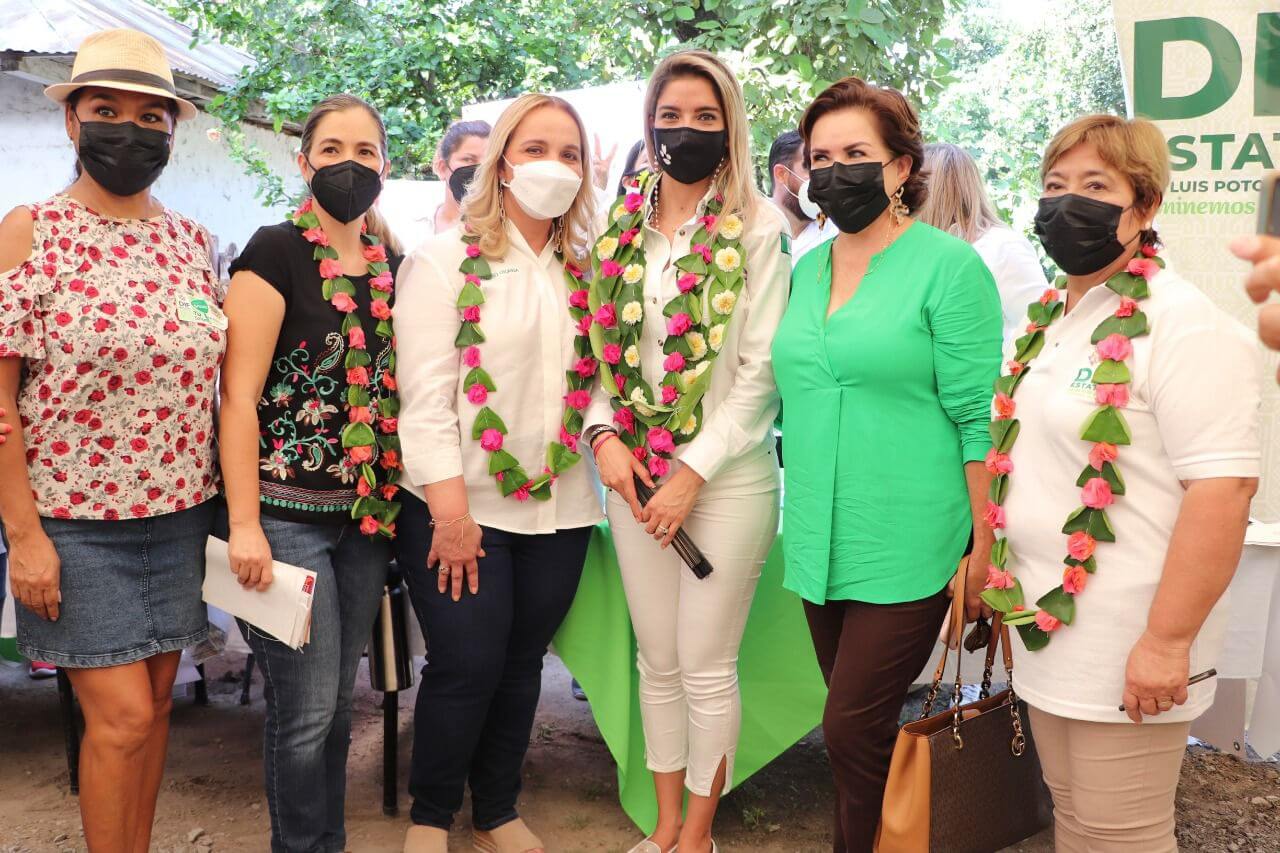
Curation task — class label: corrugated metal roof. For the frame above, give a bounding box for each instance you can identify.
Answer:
[0,0,252,88]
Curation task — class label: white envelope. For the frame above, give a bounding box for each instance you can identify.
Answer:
[203,537,317,650]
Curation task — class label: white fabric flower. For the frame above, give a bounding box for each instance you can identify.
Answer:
[621,301,644,325]
[711,290,738,315]
[630,386,655,417]
[719,213,743,241]
[695,360,710,377]
[708,323,725,352]
[622,263,644,284]
[596,235,619,260]
[632,230,645,248]
[679,414,698,435]
[686,331,707,360]
[612,203,628,222]
[714,246,742,272]
[624,344,640,368]
[680,368,697,388]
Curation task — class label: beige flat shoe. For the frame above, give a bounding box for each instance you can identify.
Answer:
[627,839,677,853]
[404,823,449,853]
[472,817,543,853]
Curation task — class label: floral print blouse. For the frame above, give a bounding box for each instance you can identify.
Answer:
[0,194,225,520]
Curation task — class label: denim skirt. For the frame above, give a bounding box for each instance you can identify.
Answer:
[16,500,215,668]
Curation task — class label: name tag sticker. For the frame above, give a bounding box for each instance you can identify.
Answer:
[177,294,228,330]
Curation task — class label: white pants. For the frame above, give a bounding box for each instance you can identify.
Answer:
[607,456,780,796]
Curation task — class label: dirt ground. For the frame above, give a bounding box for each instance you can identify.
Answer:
[1,653,1277,853]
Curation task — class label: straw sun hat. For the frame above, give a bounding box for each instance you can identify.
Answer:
[44,28,198,121]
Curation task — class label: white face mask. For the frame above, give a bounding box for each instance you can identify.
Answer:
[784,166,822,220]
[502,157,582,220]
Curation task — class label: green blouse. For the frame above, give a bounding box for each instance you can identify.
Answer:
[772,222,1002,605]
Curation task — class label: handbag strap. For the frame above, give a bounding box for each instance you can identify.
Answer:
[920,555,970,719]
[979,612,1014,699]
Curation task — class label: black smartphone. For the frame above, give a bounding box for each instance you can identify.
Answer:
[1259,172,1280,236]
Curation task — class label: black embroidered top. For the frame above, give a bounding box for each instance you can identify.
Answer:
[230,222,402,524]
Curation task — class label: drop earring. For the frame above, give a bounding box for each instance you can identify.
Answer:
[889,185,908,225]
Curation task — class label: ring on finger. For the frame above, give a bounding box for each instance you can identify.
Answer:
[658,526,670,535]
[1156,697,1174,710]
[438,564,450,575]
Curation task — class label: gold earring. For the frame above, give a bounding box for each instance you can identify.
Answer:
[890,185,908,225]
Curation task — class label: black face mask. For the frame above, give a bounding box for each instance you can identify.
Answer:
[306,158,383,223]
[807,160,891,234]
[448,163,478,204]
[77,120,171,197]
[1033,194,1131,276]
[651,126,727,185]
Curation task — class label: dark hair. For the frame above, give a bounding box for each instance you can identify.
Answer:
[300,93,402,255]
[439,119,491,163]
[615,139,647,196]
[798,76,928,213]
[767,130,803,194]
[66,88,179,180]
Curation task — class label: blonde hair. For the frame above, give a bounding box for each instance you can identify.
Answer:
[460,94,596,266]
[300,94,403,256]
[643,49,760,224]
[1041,114,1169,245]
[918,143,1002,244]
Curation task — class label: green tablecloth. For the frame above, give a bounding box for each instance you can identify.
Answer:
[553,523,828,832]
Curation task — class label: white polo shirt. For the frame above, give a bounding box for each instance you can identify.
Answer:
[1001,266,1261,723]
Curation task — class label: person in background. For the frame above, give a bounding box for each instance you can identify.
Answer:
[219,93,404,853]
[615,139,651,197]
[585,49,790,853]
[432,119,492,233]
[1000,114,1258,853]
[1233,234,1280,370]
[918,142,1047,341]
[770,76,1001,852]
[0,28,223,852]
[395,92,601,853]
[768,129,836,260]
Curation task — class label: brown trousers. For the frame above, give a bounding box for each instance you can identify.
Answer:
[804,588,951,853]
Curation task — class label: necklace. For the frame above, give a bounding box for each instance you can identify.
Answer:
[981,247,1160,650]
[290,198,401,538]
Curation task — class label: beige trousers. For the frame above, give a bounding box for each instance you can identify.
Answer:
[1029,706,1191,853]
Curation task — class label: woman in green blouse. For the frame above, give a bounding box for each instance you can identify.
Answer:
[771,77,1001,851]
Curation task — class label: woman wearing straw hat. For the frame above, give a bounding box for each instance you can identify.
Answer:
[0,28,221,852]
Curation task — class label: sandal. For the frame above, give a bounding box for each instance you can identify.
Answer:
[473,817,543,853]
[403,824,449,853]
[626,839,677,853]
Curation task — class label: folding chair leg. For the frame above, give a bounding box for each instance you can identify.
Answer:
[382,691,398,816]
[56,669,80,796]
[194,663,208,706]
[240,653,254,706]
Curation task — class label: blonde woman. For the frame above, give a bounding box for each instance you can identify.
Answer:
[394,93,601,853]
[919,142,1046,340]
[583,50,789,853]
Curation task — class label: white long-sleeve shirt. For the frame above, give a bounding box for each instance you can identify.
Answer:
[394,223,604,534]
[585,188,791,486]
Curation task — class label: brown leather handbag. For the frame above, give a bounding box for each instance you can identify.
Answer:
[875,566,1053,852]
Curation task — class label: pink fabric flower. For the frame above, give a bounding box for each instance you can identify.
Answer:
[647,428,675,454]
[480,429,504,452]
[1126,257,1159,280]
[464,273,482,286]
[346,366,370,385]
[1038,288,1058,305]
[1007,360,1025,376]
[600,259,623,278]
[559,427,579,453]
[381,484,399,500]
[574,357,598,378]
[1115,297,1138,318]
[348,444,373,464]
[379,417,398,434]
[624,193,644,213]
[1062,565,1088,595]
[348,405,373,424]
[1096,333,1133,362]
[319,258,344,280]
[1088,442,1118,471]
[602,343,622,365]
[302,227,329,246]
[356,478,372,497]
[362,243,388,263]
[631,445,647,462]
[1066,531,1097,561]
[647,455,670,479]
[514,483,532,502]
[466,383,488,405]
[983,501,1006,530]
[993,392,1016,420]
[692,243,712,264]
[565,389,591,411]
[348,326,366,349]
[595,303,618,328]
[565,262,584,280]
[985,564,1015,590]
[576,314,594,336]
[660,384,678,405]
[1026,323,1041,335]
[1034,611,1062,632]
[297,198,314,215]
[466,243,481,258]
[331,292,358,313]
[613,407,635,433]
[370,271,394,292]
[1141,243,1158,258]
[569,289,590,310]
[618,228,639,247]
[984,448,1013,476]
[699,214,718,231]
[667,313,692,337]
[1094,383,1129,408]
[463,346,481,368]
[663,352,685,373]
[462,305,481,323]
[677,272,699,293]
[370,299,392,320]
[1081,477,1114,509]
[359,515,380,535]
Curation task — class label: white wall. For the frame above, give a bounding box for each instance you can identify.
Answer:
[0,72,298,256]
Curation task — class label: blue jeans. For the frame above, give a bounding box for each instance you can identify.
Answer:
[232,512,390,853]
[396,492,591,830]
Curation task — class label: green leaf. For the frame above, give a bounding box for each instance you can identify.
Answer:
[1064,555,1098,573]
[674,4,694,20]
[1017,623,1051,651]
[980,578,1024,613]
[989,418,1020,453]
[1087,508,1116,542]
[471,407,508,440]
[463,367,496,392]
[499,466,530,498]
[994,370,1026,397]
[1091,311,1149,343]
[1036,586,1076,624]
[1013,330,1045,363]
[321,280,334,301]
[460,255,491,278]
[860,7,885,23]
[1080,405,1132,445]
[457,281,486,308]
[454,322,485,348]
[1003,610,1041,627]
[547,442,581,474]
[344,348,371,368]
[341,422,376,449]
[333,277,355,296]
[347,385,371,408]
[1091,359,1130,385]
[1076,461,1125,496]
[989,474,1009,504]
[991,537,1010,568]
[487,449,519,475]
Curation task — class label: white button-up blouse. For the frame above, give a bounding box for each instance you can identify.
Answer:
[585,187,791,487]
[394,223,604,534]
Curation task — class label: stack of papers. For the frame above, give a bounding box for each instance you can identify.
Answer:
[203,537,316,650]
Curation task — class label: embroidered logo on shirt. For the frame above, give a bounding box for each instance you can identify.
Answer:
[1067,351,1101,401]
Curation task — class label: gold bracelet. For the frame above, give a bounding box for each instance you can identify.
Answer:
[429,512,471,529]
